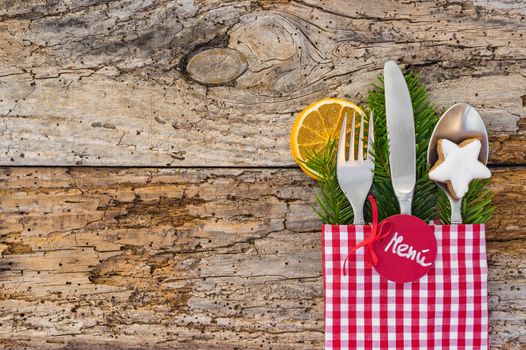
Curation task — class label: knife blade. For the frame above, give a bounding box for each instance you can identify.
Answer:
[384,60,416,215]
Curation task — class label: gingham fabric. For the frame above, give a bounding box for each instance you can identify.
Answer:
[322,224,489,350]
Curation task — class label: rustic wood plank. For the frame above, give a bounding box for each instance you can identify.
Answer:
[0,167,524,349]
[0,1,524,166]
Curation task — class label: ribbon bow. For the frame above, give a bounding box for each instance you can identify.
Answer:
[343,195,392,275]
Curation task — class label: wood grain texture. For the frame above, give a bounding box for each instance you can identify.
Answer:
[1,0,525,349]
[0,0,525,166]
[0,167,524,349]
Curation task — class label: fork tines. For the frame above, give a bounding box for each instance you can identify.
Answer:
[337,110,374,164]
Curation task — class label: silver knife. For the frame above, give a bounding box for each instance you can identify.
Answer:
[384,60,416,215]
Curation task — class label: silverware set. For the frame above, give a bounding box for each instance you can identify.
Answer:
[336,61,489,224]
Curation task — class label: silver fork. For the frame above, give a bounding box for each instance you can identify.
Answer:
[336,111,374,224]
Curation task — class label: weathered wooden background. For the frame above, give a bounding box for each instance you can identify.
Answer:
[0,0,524,349]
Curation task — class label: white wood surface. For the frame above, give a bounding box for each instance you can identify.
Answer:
[0,0,524,166]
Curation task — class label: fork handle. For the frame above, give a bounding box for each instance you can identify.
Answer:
[352,207,365,225]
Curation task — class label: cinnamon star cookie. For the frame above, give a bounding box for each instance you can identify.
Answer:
[429,138,491,199]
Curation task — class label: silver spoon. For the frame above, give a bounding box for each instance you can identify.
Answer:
[427,103,489,224]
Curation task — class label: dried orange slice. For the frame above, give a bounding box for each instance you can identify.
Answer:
[290,98,364,179]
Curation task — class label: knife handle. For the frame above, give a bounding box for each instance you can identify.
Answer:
[397,193,413,215]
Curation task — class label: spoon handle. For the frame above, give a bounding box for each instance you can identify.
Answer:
[450,197,463,224]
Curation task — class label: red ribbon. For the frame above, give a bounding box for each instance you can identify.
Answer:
[343,195,392,275]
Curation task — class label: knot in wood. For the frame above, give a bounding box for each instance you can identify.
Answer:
[186,48,248,85]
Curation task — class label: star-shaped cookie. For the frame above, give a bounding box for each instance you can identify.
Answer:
[429,138,491,199]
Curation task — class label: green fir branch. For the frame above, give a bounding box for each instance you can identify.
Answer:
[302,139,354,224]
[438,178,495,224]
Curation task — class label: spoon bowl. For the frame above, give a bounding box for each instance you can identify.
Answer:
[427,103,489,223]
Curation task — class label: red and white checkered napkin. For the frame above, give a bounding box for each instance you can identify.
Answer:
[322,224,489,350]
